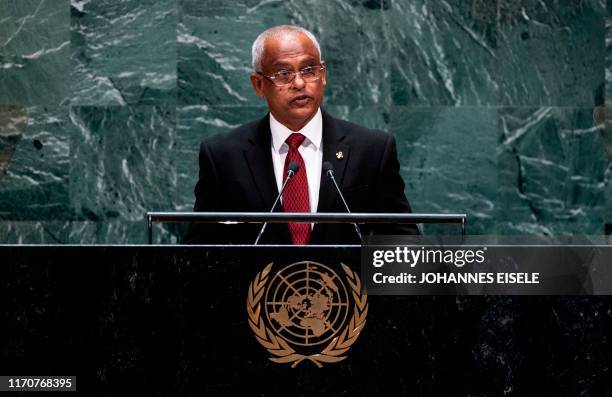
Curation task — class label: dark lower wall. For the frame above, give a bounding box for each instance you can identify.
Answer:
[0,0,610,243]
[2,246,610,395]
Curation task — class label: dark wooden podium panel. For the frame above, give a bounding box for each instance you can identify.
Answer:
[1,246,610,396]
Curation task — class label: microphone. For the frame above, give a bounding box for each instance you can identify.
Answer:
[322,161,363,242]
[254,162,299,245]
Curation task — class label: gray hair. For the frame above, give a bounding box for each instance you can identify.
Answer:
[251,25,322,72]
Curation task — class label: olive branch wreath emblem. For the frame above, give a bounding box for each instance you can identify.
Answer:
[246,262,368,368]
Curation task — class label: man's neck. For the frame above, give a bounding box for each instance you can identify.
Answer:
[270,110,319,132]
[269,109,322,152]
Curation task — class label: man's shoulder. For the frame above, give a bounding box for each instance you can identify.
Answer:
[329,114,392,145]
[200,117,265,151]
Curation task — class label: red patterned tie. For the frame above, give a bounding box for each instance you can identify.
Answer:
[283,133,311,245]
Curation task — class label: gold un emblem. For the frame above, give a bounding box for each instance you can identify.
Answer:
[247,261,368,368]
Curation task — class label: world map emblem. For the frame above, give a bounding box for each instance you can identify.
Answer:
[247,261,368,367]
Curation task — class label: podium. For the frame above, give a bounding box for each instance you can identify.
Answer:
[1,212,609,395]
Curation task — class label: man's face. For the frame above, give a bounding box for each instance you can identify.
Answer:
[250,32,327,131]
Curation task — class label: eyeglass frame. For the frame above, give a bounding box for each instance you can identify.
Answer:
[257,63,326,86]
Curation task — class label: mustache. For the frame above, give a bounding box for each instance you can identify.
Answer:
[289,94,313,102]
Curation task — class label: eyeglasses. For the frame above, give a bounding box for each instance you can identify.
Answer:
[258,64,326,86]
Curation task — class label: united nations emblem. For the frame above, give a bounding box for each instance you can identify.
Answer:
[246,261,368,368]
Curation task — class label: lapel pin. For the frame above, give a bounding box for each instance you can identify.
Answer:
[336,151,344,160]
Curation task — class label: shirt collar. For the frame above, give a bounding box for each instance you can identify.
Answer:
[270,108,322,152]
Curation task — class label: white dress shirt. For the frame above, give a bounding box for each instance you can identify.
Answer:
[270,108,323,212]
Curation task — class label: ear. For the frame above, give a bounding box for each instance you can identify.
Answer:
[321,61,327,88]
[250,73,265,98]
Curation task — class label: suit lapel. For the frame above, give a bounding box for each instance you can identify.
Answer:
[243,115,279,211]
[243,114,291,243]
[316,110,349,213]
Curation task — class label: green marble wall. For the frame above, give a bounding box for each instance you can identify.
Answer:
[0,0,609,243]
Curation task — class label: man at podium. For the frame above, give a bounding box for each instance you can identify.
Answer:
[183,25,419,245]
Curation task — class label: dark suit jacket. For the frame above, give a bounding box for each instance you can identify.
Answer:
[183,110,419,244]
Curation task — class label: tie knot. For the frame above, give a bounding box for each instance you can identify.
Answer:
[286,133,306,150]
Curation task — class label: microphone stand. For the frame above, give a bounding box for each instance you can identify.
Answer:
[324,162,363,242]
[254,164,298,245]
